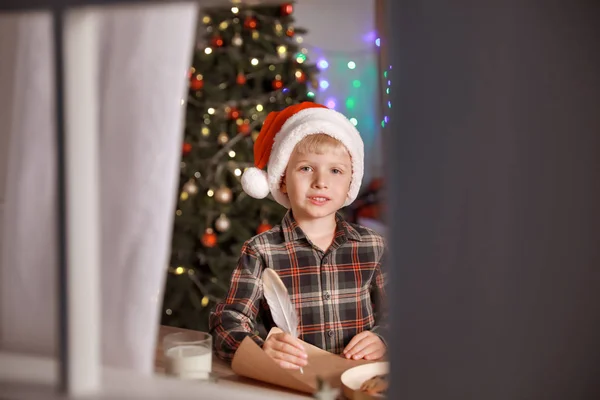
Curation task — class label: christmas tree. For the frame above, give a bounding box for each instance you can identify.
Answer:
[161,1,319,331]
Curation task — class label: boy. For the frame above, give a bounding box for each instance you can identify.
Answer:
[209,102,387,370]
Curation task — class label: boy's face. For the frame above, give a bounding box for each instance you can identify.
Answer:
[281,145,352,222]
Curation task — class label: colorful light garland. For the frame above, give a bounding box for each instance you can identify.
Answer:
[295,32,384,170]
[381,64,392,128]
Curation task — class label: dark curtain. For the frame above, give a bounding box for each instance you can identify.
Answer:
[386,1,600,399]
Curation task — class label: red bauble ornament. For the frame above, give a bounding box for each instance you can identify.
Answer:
[257,220,272,234]
[211,35,224,47]
[190,76,203,90]
[272,79,283,90]
[286,27,294,37]
[236,73,247,85]
[244,17,257,29]
[296,71,306,83]
[281,3,293,16]
[228,108,240,119]
[201,228,217,247]
[356,204,382,220]
[368,178,383,192]
[238,122,251,135]
[182,142,192,155]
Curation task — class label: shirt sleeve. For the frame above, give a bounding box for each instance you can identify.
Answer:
[209,241,264,362]
[369,236,389,346]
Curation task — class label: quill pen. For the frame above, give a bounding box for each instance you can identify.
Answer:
[262,268,304,373]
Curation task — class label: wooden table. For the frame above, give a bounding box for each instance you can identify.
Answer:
[155,325,319,399]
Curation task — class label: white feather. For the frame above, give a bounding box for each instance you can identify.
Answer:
[262,268,299,338]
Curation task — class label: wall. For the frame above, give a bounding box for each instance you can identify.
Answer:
[294,0,382,184]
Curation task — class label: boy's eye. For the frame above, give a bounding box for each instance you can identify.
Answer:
[300,166,312,172]
[332,168,342,174]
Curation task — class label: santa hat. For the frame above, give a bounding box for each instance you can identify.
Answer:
[241,102,364,208]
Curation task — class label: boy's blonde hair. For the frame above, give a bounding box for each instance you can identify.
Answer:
[293,133,349,156]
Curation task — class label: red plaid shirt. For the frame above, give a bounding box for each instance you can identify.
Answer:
[209,210,387,362]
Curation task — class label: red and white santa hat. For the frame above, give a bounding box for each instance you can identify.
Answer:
[241,102,364,208]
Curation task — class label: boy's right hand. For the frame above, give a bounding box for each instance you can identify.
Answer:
[262,332,308,370]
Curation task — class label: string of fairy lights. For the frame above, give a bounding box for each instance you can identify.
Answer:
[381,63,392,128]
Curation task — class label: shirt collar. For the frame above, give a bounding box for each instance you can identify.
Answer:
[281,210,362,244]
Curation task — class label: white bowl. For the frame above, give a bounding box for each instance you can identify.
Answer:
[340,361,389,399]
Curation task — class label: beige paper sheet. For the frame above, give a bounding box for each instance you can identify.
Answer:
[231,328,374,394]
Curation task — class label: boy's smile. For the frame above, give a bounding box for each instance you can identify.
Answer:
[281,145,352,224]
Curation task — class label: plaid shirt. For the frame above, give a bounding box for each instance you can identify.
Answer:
[209,210,387,362]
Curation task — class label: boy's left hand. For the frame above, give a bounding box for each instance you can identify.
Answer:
[343,331,386,361]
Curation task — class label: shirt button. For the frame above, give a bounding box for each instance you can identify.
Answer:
[323,292,331,300]
[327,330,334,338]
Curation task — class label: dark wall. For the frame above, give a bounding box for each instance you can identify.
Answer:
[385,1,600,399]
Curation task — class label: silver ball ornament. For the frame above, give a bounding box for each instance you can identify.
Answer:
[215,214,231,232]
[214,187,233,204]
[183,179,198,195]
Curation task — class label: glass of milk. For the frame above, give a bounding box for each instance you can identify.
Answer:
[163,331,212,380]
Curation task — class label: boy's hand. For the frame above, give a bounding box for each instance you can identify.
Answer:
[263,332,308,370]
[343,331,386,360]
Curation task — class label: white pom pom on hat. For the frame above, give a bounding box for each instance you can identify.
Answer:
[240,167,270,199]
[240,101,364,209]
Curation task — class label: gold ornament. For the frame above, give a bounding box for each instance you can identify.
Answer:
[201,296,210,307]
[183,179,198,195]
[251,130,260,141]
[217,132,229,145]
[275,22,283,34]
[215,214,231,232]
[214,186,233,204]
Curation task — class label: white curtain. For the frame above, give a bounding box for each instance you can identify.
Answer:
[0,12,58,358]
[97,4,197,374]
[0,3,198,374]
